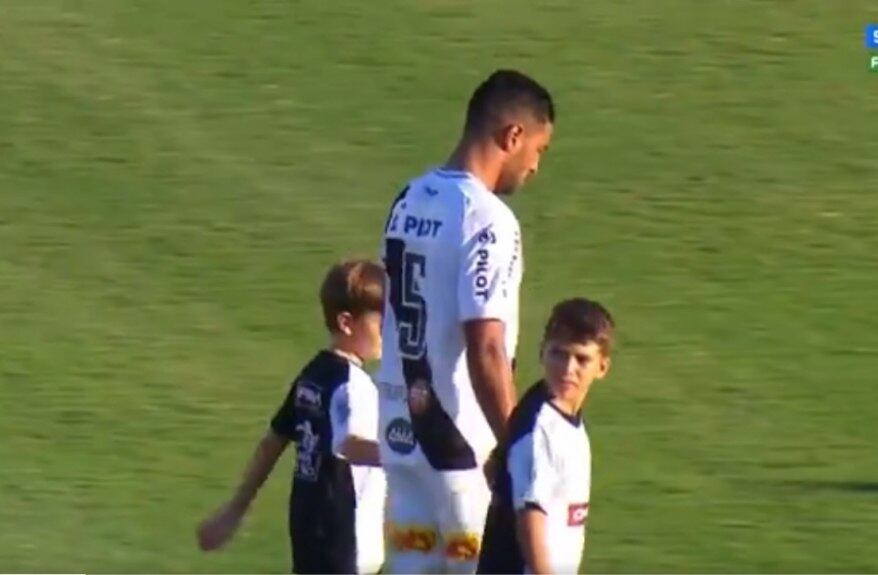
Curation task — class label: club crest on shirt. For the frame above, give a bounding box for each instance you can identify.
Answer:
[294,381,322,414]
[407,378,432,415]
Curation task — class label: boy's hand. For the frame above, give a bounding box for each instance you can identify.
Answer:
[196,430,288,552]
[197,501,245,551]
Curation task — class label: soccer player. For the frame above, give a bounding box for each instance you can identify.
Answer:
[477,298,615,574]
[197,260,387,574]
[377,69,555,573]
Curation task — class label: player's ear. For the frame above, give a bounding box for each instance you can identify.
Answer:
[498,123,524,153]
[336,311,354,336]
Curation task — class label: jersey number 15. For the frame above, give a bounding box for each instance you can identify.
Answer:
[385,238,427,359]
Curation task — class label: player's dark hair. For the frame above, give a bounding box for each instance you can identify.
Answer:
[319,259,384,332]
[464,69,555,134]
[543,298,615,356]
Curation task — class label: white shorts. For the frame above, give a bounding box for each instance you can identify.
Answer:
[384,464,492,574]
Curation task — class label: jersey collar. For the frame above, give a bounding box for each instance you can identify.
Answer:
[324,348,364,368]
[538,380,584,427]
[433,166,472,179]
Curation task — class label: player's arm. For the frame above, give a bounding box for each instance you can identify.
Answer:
[330,379,381,467]
[517,506,553,575]
[464,319,516,442]
[197,429,289,551]
[508,428,558,574]
[459,220,519,441]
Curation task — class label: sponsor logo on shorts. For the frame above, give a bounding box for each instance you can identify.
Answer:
[385,417,416,454]
[567,502,589,526]
[444,532,480,561]
[294,382,322,413]
[387,523,437,552]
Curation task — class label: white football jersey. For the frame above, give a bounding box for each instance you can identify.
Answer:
[377,167,523,470]
[478,382,591,574]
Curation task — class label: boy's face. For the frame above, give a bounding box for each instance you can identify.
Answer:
[541,338,610,408]
[349,310,383,362]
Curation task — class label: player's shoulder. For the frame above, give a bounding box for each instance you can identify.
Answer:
[461,194,519,250]
[393,167,472,217]
[416,168,514,214]
[400,167,518,241]
[461,183,517,226]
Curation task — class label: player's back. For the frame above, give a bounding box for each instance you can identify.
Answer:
[378,167,522,471]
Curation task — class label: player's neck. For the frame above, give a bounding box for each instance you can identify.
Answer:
[445,138,502,193]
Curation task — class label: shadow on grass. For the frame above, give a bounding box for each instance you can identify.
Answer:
[773,480,878,494]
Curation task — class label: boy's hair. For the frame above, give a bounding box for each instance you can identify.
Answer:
[542,297,615,356]
[319,259,385,332]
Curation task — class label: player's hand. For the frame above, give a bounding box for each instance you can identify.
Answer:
[197,502,245,551]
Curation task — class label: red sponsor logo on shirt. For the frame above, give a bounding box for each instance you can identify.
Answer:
[568,502,589,526]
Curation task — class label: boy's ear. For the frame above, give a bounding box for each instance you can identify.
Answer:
[336,311,354,336]
[597,355,611,379]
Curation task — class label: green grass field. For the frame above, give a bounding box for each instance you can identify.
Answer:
[2,1,878,572]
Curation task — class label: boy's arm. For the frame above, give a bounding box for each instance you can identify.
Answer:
[227,429,289,511]
[336,436,381,466]
[508,427,558,573]
[197,429,289,551]
[330,375,381,467]
[516,506,553,575]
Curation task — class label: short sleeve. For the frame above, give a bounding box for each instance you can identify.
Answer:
[458,213,519,322]
[507,427,558,512]
[269,383,299,439]
[329,371,379,455]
